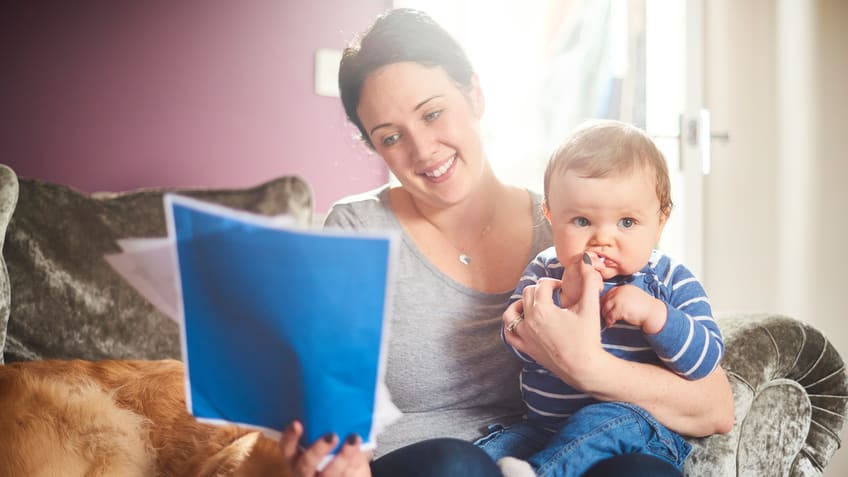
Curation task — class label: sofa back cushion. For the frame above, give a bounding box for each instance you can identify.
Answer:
[0,164,312,363]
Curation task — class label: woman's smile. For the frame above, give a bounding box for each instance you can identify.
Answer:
[421,155,457,182]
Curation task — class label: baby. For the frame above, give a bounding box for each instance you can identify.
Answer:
[477,119,724,477]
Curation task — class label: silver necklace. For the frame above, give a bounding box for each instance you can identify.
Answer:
[412,200,493,267]
[456,222,492,265]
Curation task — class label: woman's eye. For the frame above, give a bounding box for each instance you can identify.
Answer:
[573,217,590,227]
[619,218,635,228]
[424,110,442,122]
[382,133,400,147]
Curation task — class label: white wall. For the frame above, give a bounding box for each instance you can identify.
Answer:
[704,1,848,475]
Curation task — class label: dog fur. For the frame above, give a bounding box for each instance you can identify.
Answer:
[0,359,290,477]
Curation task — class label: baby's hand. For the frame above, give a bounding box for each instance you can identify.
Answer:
[600,285,667,334]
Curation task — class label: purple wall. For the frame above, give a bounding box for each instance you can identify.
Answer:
[0,0,390,213]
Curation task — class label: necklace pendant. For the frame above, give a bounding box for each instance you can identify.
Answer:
[458,253,472,266]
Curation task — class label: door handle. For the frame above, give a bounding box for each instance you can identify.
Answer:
[652,110,729,175]
[687,109,729,175]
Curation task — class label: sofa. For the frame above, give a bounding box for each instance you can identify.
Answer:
[0,163,845,476]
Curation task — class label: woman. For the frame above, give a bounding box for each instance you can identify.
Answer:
[279,8,733,477]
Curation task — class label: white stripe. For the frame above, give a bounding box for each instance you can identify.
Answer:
[678,296,709,309]
[669,315,695,362]
[663,261,681,287]
[526,402,572,418]
[682,328,711,377]
[672,277,697,290]
[603,344,653,352]
[511,346,533,363]
[547,262,563,270]
[522,383,590,400]
[649,252,660,267]
[710,331,725,355]
[709,330,724,346]
[692,315,714,322]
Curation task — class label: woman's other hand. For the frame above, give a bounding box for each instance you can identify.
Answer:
[560,251,605,308]
[279,421,372,477]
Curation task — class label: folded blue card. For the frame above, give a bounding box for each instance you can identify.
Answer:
[165,194,397,450]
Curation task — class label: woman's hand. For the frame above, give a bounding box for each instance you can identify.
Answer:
[503,252,605,388]
[279,421,372,477]
[504,253,734,436]
[560,251,604,308]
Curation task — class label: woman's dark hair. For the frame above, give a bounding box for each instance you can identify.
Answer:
[339,8,475,148]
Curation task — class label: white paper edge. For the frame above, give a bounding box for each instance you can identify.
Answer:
[163,194,194,417]
[367,227,402,446]
[115,237,172,253]
[104,244,180,321]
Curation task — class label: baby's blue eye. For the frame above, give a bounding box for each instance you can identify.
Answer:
[619,218,635,228]
[573,217,590,227]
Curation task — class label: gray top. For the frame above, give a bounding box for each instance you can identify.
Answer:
[324,185,553,456]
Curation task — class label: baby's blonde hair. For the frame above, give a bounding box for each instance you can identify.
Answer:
[543,119,673,218]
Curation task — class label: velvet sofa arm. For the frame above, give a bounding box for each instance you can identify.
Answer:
[0,165,19,364]
[684,313,848,476]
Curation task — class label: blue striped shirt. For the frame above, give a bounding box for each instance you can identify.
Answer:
[505,247,724,429]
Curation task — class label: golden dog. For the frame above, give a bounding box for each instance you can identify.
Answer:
[0,359,289,477]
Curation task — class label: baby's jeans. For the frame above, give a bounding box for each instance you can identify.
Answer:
[474,402,691,477]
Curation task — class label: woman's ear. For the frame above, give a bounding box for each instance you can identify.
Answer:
[469,74,485,118]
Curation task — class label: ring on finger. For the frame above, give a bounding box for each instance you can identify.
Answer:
[506,313,524,333]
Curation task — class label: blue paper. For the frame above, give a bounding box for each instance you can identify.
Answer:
[165,195,396,450]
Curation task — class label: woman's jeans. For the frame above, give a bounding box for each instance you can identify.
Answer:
[475,402,691,477]
[371,438,502,477]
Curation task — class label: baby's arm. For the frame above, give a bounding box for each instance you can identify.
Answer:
[643,262,723,380]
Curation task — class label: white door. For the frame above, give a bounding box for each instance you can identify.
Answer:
[645,0,712,278]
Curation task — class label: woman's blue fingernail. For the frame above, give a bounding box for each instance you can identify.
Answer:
[583,253,591,265]
[345,434,359,445]
[322,432,336,443]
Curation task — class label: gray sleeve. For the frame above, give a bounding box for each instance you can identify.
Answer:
[323,203,361,229]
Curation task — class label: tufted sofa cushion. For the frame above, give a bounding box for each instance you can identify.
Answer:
[0,164,312,363]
